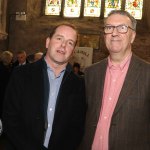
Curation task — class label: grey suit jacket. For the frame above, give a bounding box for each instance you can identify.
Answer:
[79,54,150,150]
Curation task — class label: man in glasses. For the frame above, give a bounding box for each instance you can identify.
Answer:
[79,10,150,150]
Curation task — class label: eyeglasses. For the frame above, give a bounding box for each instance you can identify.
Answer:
[104,24,134,34]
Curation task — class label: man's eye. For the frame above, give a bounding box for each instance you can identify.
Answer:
[68,41,74,46]
[56,37,62,40]
[106,26,113,30]
[119,25,126,29]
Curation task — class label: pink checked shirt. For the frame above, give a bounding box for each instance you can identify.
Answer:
[92,53,132,150]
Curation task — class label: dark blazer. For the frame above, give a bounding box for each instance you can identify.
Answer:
[3,58,86,150]
[0,62,13,119]
[79,54,150,150]
[12,59,29,68]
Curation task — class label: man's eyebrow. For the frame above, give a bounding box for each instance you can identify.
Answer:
[55,34,76,43]
[54,34,63,37]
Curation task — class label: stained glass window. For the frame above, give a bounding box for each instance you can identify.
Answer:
[44,0,143,20]
[45,0,62,15]
[64,0,82,17]
[104,0,122,17]
[125,0,143,19]
[84,0,101,17]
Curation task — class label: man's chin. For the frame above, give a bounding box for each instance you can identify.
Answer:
[54,60,68,66]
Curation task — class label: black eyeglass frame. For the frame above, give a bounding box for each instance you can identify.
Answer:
[103,24,135,34]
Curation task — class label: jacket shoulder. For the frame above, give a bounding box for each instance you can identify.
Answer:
[85,58,107,73]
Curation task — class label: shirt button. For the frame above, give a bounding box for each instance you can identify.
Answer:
[113,79,116,82]
[104,116,107,119]
[51,92,54,96]
[48,124,51,127]
[100,136,103,139]
[49,108,52,111]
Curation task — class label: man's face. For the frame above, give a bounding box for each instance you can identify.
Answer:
[73,66,79,74]
[104,14,136,56]
[17,53,26,64]
[45,25,77,66]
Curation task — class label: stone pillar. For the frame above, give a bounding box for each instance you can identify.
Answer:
[0,0,8,40]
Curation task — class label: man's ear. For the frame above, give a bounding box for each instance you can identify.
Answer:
[131,31,136,44]
[46,37,50,48]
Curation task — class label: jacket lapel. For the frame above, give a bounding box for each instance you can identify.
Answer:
[52,64,72,127]
[95,59,108,121]
[42,61,50,130]
[113,55,141,115]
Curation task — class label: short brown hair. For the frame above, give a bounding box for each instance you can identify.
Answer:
[49,23,78,46]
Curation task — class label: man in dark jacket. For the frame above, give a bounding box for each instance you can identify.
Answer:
[3,23,86,150]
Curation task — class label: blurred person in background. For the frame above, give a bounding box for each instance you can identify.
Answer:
[0,51,13,120]
[13,50,29,67]
[73,62,84,76]
[34,52,43,62]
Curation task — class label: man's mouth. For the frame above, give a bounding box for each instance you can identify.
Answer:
[57,49,65,54]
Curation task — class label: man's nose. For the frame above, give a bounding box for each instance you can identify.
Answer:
[112,27,119,36]
[61,40,67,47]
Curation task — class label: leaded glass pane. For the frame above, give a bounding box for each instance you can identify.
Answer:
[64,0,81,17]
[125,0,143,19]
[45,0,62,15]
[84,0,101,17]
[104,0,122,17]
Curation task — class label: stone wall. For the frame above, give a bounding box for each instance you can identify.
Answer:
[0,0,150,63]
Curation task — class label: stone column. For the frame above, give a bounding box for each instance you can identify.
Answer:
[0,0,8,40]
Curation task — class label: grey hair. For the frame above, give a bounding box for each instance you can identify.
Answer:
[0,51,13,65]
[104,10,137,31]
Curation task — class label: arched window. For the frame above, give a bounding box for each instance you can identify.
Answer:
[104,0,122,17]
[45,0,143,19]
[64,0,82,17]
[45,0,62,15]
[125,0,143,19]
[84,0,101,17]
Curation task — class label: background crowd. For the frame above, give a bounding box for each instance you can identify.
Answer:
[0,50,43,119]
